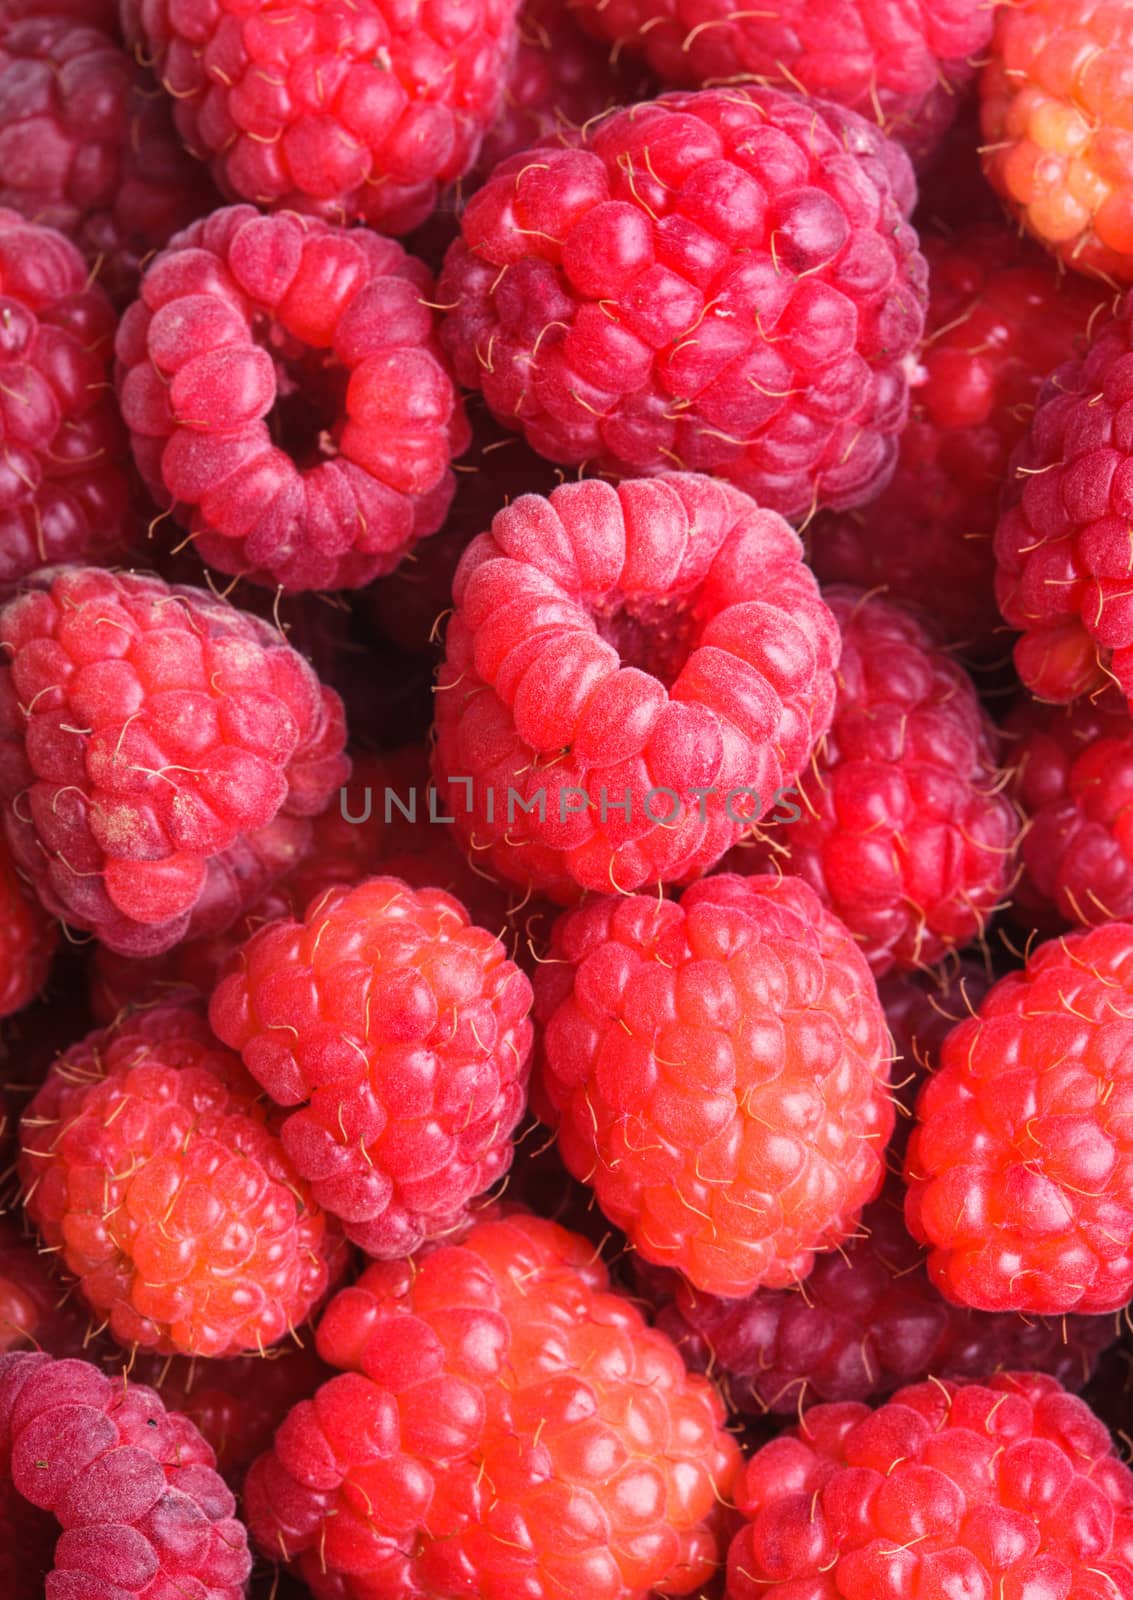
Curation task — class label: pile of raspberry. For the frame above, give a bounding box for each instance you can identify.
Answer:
[1,4,1133,1600]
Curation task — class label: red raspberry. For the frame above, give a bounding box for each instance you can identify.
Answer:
[0,18,217,305]
[116,204,469,593]
[0,1350,251,1599]
[124,0,520,236]
[733,588,1021,975]
[811,225,1110,655]
[995,291,1133,708]
[0,565,349,957]
[0,0,117,24]
[878,957,992,1141]
[637,1185,1116,1419]
[433,473,841,903]
[209,875,534,1258]
[0,830,55,1019]
[0,1217,93,1360]
[1005,689,1133,930]
[534,872,893,1297]
[244,1211,740,1600]
[905,920,1133,1314]
[567,0,991,164]
[439,87,927,519]
[981,0,1133,283]
[0,212,133,584]
[19,1000,348,1357]
[726,1372,1133,1600]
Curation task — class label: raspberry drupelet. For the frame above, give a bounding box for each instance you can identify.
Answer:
[567,0,992,165]
[0,211,133,585]
[244,1210,740,1600]
[116,204,469,593]
[735,588,1020,976]
[0,1350,252,1600]
[209,875,534,1259]
[981,0,1133,283]
[811,225,1110,656]
[123,0,520,236]
[19,1000,348,1358]
[726,1372,1133,1600]
[0,565,349,957]
[439,86,927,519]
[905,920,1133,1315]
[432,473,841,903]
[1006,688,1133,930]
[0,17,217,305]
[534,872,893,1298]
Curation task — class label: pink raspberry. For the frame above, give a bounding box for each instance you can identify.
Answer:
[0,1350,251,1599]
[995,290,1133,708]
[811,225,1109,655]
[209,875,534,1258]
[0,18,217,305]
[116,204,469,593]
[0,565,348,957]
[244,1211,740,1600]
[19,1000,348,1357]
[726,1373,1133,1600]
[571,0,992,163]
[124,0,521,236]
[905,920,1133,1315]
[534,872,893,1297]
[733,588,1020,975]
[0,211,133,584]
[439,87,927,519]
[432,473,841,902]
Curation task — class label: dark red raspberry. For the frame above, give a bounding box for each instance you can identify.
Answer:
[0,211,133,584]
[811,225,1109,655]
[726,1372,1133,1600]
[19,1000,348,1357]
[995,290,1133,708]
[905,920,1133,1315]
[636,1184,1116,1419]
[209,875,534,1258]
[117,204,469,593]
[567,0,992,164]
[439,87,927,519]
[0,1217,92,1360]
[0,0,117,24]
[0,830,55,1019]
[534,872,893,1297]
[0,18,217,305]
[245,1211,740,1600]
[433,472,841,903]
[124,0,521,236]
[878,957,992,1142]
[0,1350,251,1599]
[733,588,1020,975]
[1005,688,1133,930]
[0,565,348,957]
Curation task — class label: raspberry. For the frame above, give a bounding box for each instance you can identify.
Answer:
[244,1211,740,1600]
[0,565,349,957]
[0,1217,92,1360]
[124,0,521,236]
[734,588,1021,975]
[567,0,992,164]
[0,18,217,305]
[1005,688,1133,930]
[116,204,469,593]
[0,0,117,25]
[438,87,927,519]
[878,958,992,1139]
[726,1372,1133,1600]
[0,212,133,584]
[981,0,1133,283]
[905,920,1133,1315]
[0,1350,251,1599]
[533,872,893,1297]
[19,1000,348,1357]
[209,875,535,1258]
[811,225,1109,655]
[995,292,1133,708]
[432,473,841,903]
[0,830,55,1019]
[637,1185,1116,1419]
